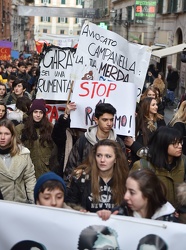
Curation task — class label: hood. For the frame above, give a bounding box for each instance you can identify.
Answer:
[133,202,175,219]
[151,202,175,219]
[85,125,117,145]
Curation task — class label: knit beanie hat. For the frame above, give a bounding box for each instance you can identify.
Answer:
[34,172,66,203]
[29,99,46,115]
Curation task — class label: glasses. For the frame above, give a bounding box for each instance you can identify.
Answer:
[171,141,183,148]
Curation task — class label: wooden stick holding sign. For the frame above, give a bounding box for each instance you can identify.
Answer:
[64,80,74,115]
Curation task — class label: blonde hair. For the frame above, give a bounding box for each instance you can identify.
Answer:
[169,100,186,126]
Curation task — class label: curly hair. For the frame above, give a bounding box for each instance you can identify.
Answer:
[169,100,186,126]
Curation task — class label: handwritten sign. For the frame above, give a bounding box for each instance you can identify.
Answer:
[7,104,65,124]
[36,46,76,100]
[70,80,137,136]
[72,21,151,101]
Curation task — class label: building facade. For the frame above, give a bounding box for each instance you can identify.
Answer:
[152,0,186,94]
[110,0,186,94]
[0,0,11,41]
[34,0,83,41]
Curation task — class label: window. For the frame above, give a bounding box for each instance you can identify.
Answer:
[43,29,47,33]
[172,0,178,12]
[41,17,50,22]
[162,0,168,14]
[75,18,80,24]
[167,1,171,12]
[76,0,82,5]
[157,0,163,13]
[77,30,81,35]
[60,30,65,34]
[41,0,51,4]
[127,6,134,21]
[176,0,182,12]
[61,0,65,4]
[57,17,67,23]
[58,17,65,23]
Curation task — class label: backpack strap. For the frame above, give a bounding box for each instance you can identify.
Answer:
[182,155,186,181]
[139,158,155,173]
[139,158,149,169]
[78,134,87,163]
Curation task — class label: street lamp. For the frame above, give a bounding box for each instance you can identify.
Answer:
[109,9,116,30]
[124,20,130,41]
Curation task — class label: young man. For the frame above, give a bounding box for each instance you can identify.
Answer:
[34,172,70,208]
[4,79,31,105]
[2,63,13,81]
[16,62,31,92]
[5,75,17,93]
[64,103,126,183]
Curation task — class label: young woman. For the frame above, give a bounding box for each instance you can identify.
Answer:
[98,168,175,221]
[0,119,36,203]
[141,85,157,100]
[152,72,165,97]
[66,139,129,213]
[0,102,7,120]
[169,100,186,155]
[124,97,166,164]
[132,126,185,207]
[15,99,54,179]
[141,85,164,115]
[0,83,7,102]
[123,169,175,220]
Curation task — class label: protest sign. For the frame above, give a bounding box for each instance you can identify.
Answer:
[0,47,11,61]
[41,34,79,48]
[7,104,65,124]
[46,103,65,123]
[72,21,151,101]
[70,80,137,136]
[0,40,13,48]
[36,45,76,101]
[11,50,19,59]
[0,200,186,250]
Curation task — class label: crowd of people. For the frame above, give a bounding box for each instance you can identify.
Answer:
[0,56,186,228]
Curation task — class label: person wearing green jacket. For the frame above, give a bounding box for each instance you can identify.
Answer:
[131,126,186,207]
[16,99,54,179]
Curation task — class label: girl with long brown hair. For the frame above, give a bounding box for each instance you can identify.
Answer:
[66,139,129,213]
[124,97,166,165]
[16,99,54,179]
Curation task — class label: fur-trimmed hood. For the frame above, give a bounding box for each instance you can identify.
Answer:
[177,182,186,206]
